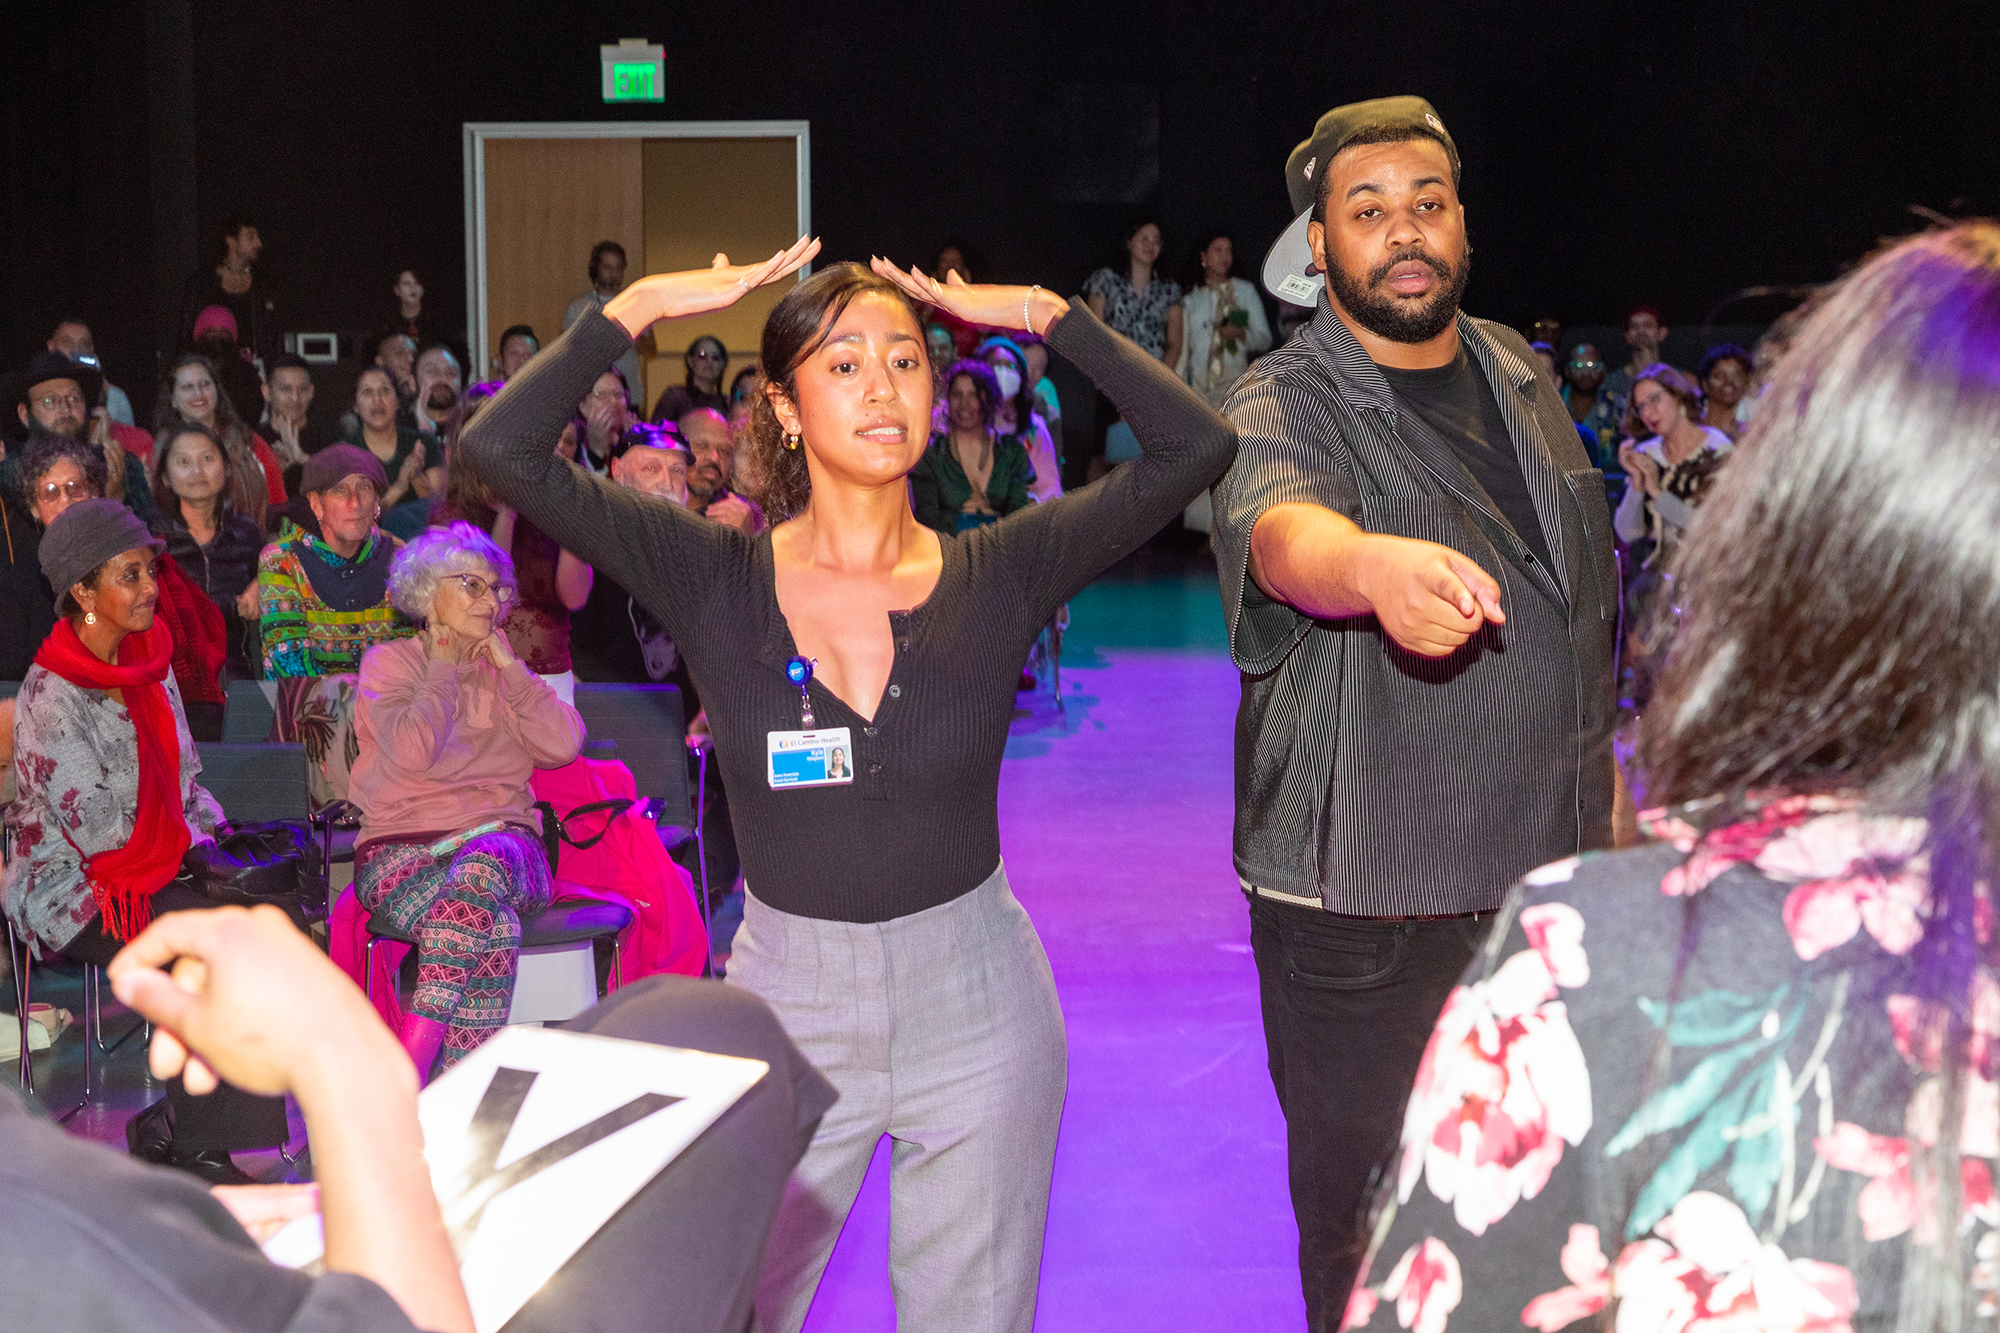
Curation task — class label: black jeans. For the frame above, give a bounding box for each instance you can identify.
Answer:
[61,881,290,1152]
[1248,895,1493,1333]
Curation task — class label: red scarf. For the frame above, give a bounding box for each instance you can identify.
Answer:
[34,619,192,940]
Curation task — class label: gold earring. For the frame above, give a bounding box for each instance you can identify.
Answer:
[783,432,802,452]
[84,611,96,625]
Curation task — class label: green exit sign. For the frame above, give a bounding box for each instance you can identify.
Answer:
[600,40,664,103]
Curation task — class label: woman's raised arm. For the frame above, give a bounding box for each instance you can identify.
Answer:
[455,238,816,646]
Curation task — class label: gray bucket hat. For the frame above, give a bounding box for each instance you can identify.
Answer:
[40,498,164,600]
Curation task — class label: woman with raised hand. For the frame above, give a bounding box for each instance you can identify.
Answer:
[458,238,1236,1333]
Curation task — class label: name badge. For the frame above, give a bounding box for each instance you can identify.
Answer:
[767,727,854,789]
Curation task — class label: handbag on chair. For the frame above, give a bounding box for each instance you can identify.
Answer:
[174,821,329,923]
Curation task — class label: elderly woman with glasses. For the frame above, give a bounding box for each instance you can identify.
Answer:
[348,521,585,1080]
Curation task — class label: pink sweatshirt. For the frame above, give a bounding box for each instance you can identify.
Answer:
[349,636,585,847]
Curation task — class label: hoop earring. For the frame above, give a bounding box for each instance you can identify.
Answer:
[783,432,802,452]
[84,611,96,626]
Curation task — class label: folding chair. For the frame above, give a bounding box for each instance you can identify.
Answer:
[221,679,278,742]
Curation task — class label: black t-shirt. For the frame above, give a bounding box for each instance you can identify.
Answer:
[1379,344,1554,573]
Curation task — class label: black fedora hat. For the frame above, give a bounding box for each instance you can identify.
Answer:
[18,350,103,412]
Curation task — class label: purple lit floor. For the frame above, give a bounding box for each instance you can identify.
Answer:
[21,553,1305,1328]
[802,555,1306,1330]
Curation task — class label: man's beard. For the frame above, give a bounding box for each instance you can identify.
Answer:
[425,386,459,418]
[24,420,84,444]
[1324,242,1471,345]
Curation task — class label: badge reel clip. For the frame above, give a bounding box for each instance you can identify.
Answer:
[767,655,853,789]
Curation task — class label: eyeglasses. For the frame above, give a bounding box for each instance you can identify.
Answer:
[1567,360,1604,371]
[445,573,513,605]
[36,478,94,503]
[690,349,725,363]
[35,393,86,414]
[587,388,627,404]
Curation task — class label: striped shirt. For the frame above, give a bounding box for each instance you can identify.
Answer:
[1211,302,1619,915]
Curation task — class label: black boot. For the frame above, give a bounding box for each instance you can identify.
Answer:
[125,1097,173,1165]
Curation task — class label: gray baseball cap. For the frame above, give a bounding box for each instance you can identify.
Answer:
[1261,96,1460,306]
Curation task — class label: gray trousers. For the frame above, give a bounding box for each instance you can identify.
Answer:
[727,862,1069,1333]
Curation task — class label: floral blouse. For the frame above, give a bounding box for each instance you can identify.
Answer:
[1083,267,1183,360]
[1344,797,1997,1333]
[1,666,225,955]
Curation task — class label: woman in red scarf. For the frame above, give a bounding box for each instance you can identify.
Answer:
[1,499,285,1184]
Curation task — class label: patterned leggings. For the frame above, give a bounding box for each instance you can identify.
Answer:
[357,828,552,1068]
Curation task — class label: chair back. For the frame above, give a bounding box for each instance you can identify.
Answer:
[222,679,278,742]
[194,742,312,824]
[570,684,694,835]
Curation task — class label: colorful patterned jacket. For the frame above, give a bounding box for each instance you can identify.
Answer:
[257,526,413,678]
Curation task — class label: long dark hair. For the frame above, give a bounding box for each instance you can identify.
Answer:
[151,421,234,530]
[973,337,1038,436]
[1641,222,2000,1321]
[156,352,266,525]
[684,334,728,392]
[749,262,925,520]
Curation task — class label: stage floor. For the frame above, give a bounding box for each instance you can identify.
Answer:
[804,550,1306,1329]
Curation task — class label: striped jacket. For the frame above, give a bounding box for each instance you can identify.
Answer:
[1211,303,1618,915]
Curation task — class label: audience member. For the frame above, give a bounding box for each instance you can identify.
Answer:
[47,319,135,426]
[259,444,413,677]
[151,424,266,682]
[976,335,1061,502]
[571,424,691,685]
[1560,341,1621,464]
[563,239,644,401]
[577,367,634,474]
[910,359,1035,534]
[1738,306,1805,428]
[495,323,539,380]
[20,437,227,733]
[1177,230,1273,408]
[1529,339,1559,380]
[260,352,339,496]
[189,304,268,429]
[923,321,957,375]
[1018,331,1062,467]
[410,344,463,445]
[18,350,153,520]
[349,522,585,1079]
[727,363,760,417]
[680,406,765,532]
[179,217,277,366]
[652,334,731,424]
[1614,363,1732,554]
[156,353,286,527]
[343,364,442,539]
[0,459,51,680]
[1344,219,2000,1333]
[387,268,444,349]
[432,397,592,699]
[1601,304,1670,428]
[1697,342,1753,439]
[924,242,989,357]
[2,498,279,1183]
[1085,220,1184,476]
[373,330,419,403]
[0,903,833,1333]
[1524,312,1564,350]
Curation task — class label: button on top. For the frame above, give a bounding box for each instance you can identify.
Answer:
[863,726,878,738]
[898,638,910,650]
[868,762,883,775]
[888,684,901,699]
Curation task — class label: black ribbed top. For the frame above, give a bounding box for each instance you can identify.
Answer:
[459,305,1234,922]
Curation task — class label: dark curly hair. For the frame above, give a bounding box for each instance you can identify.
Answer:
[942,358,1001,431]
[1696,342,1754,382]
[1622,362,1705,439]
[19,436,107,520]
[749,262,925,520]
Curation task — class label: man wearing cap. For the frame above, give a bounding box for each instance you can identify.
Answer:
[16,350,155,521]
[257,444,414,677]
[1211,97,1619,1326]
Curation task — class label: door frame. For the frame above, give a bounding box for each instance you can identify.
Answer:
[461,120,811,371]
